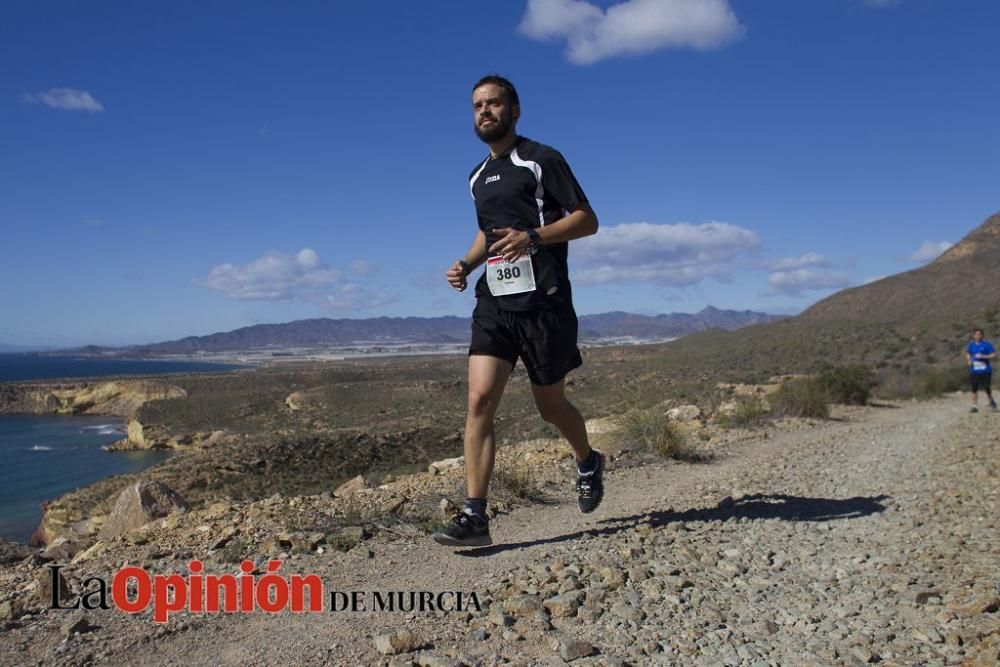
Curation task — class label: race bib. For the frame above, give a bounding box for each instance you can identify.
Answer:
[487,255,535,297]
[973,360,988,371]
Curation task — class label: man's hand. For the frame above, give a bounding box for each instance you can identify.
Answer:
[490,227,533,262]
[445,261,468,292]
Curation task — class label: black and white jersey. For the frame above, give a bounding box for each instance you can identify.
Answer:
[468,136,588,311]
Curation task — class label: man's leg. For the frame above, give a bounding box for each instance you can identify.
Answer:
[431,353,512,547]
[532,379,605,513]
[465,354,513,501]
[531,379,591,462]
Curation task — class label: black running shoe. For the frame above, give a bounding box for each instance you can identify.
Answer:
[431,511,491,547]
[576,449,605,514]
[971,406,980,413]
[991,400,998,411]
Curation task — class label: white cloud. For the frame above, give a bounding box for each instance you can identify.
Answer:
[197,249,396,312]
[765,252,852,297]
[573,221,760,285]
[349,259,376,275]
[197,249,339,301]
[22,88,104,112]
[765,253,830,271]
[519,0,743,64]
[907,240,952,264]
[323,284,395,310]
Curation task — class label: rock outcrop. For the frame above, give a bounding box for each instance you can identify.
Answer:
[97,481,189,541]
[0,380,186,417]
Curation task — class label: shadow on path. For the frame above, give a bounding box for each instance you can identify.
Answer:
[455,493,890,558]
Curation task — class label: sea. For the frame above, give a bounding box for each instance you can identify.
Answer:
[0,355,243,543]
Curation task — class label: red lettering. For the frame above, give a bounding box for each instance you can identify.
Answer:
[111,566,151,614]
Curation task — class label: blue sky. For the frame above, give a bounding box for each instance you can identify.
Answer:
[2,0,998,347]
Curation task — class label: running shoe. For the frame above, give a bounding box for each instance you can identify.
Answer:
[576,449,605,514]
[970,406,980,413]
[991,400,998,411]
[431,511,491,547]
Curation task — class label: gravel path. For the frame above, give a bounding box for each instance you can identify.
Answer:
[3,394,999,666]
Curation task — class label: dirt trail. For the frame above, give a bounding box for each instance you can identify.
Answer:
[3,395,999,666]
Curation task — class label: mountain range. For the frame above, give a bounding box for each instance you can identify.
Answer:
[60,306,782,355]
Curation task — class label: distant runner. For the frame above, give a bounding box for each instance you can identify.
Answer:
[433,75,602,547]
[967,328,997,413]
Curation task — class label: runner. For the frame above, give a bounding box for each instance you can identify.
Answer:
[432,75,601,547]
[966,328,997,413]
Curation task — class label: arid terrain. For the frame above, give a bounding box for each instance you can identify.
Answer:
[1,211,999,665]
[1,392,998,666]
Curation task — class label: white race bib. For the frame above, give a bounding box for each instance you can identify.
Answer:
[486,255,535,297]
[973,360,987,371]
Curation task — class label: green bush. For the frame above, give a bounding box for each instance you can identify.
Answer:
[771,378,830,419]
[817,364,876,405]
[492,458,546,503]
[615,407,704,461]
[875,366,968,400]
[733,394,769,426]
[717,394,769,429]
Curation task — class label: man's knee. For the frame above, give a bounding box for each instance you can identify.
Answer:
[467,390,498,418]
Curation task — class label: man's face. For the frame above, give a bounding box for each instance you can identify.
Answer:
[472,83,517,144]
[974,330,984,342]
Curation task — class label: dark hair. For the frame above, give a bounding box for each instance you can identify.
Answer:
[974,327,984,334]
[472,74,519,106]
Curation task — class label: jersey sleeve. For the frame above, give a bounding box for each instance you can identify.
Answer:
[540,150,588,212]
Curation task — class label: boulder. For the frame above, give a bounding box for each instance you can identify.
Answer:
[374,629,424,655]
[333,475,369,497]
[427,456,463,475]
[666,405,701,422]
[285,391,306,411]
[97,481,189,541]
[0,539,35,565]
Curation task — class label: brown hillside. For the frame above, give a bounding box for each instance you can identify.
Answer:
[800,211,1000,323]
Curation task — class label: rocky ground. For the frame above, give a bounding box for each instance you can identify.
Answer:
[1,394,998,666]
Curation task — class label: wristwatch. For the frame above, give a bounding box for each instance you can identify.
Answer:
[525,227,541,248]
[457,259,471,275]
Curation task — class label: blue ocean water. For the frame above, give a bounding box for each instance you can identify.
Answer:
[0,415,174,543]
[0,354,241,382]
[0,356,238,543]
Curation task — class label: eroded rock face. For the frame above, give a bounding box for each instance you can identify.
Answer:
[97,480,189,541]
[0,380,186,417]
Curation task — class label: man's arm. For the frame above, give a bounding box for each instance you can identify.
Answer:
[445,230,487,292]
[460,229,488,270]
[490,204,598,261]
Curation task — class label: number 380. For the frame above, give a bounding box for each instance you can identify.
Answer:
[497,266,521,281]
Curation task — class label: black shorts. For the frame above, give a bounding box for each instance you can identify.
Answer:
[469,297,583,386]
[970,372,992,392]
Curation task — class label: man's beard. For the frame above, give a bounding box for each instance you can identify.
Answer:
[474,109,513,143]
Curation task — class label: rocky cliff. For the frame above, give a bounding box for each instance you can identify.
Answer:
[0,380,186,417]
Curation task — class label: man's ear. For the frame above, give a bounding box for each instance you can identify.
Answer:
[513,104,521,121]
